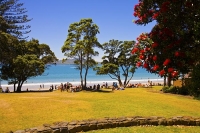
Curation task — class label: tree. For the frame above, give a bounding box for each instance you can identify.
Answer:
[132,0,200,86]
[1,39,57,92]
[190,64,200,97]
[0,0,31,39]
[0,0,31,82]
[61,18,102,89]
[95,40,138,87]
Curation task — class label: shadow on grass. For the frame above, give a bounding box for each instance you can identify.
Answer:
[82,88,113,93]
[10,90,53,93]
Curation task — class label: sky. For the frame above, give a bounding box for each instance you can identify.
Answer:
[20,0,155,61]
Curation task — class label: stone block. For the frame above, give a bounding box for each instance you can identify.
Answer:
[128,119,136,126]
[52,129,60,133]
[74,125,82,132]
[43,124,51,127]
[35,126,52,133]
[78,121,87,125]
[173,118,182,125]
[118,121,125,127]
[97,124,103,129]
[68,121,77,125]
[123,121,132,127]
[60,126,68,133]
[13,130,25,133]
[50,125,60,130]
[136,118,147,125]
[167,119,174,126]
[181,119,190,126]
[158,119,167,126]
[196,119,200,126]
[68,125,76,133]
[189,119,196,126]
[89,124,97,130]
[149,119,158,126]
[81,124,90,132]
[101,122,111,129]
[111,122,118,128]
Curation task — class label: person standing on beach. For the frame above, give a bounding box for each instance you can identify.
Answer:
[43,84,44,88]
[97,84,100,91]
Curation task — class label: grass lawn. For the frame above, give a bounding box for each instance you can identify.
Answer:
[0,86,200,133]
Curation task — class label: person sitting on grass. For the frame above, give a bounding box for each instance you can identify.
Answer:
[5,87,10,93]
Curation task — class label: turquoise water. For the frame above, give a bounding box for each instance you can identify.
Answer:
[1,64,163,86]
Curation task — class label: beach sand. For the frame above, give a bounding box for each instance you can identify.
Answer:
[1,79,164,92]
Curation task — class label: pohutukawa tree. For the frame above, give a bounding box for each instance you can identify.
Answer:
[132,0,200,86]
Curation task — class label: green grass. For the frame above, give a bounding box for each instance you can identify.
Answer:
[0,86,200,133]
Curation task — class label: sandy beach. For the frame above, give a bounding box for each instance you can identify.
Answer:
[1,79,164,92]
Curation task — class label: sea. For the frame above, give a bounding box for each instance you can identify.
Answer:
[0,64,163,91]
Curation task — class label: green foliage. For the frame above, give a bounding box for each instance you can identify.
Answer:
[189,64,200,97]
[61,18,102,88]
[95,40,138,87]
[162,86,189,95]
[0,0,31,39]
[1,39,57,92]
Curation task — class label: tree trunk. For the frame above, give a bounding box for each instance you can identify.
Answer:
[118,75,123,87]
[84,67,89,89]
[80,71,84,89]
[16,82,21,92]
[164,76,166,86]
[16,80,24,92]
[167,75,172,87]
[14,83,16,92]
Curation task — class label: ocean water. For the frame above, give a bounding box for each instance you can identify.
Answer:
[1,64,163,90]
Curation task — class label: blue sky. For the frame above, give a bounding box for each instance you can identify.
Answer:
[21,0,155,61]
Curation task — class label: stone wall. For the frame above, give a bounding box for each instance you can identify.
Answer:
[13,116,200,133]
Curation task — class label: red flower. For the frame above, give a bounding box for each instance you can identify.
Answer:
[175,51,181,57]
[168,68,174,73]
[159,70,165,76]
[153,65,159,71]
[160,1,170,13]
[171,71,178,77]
[163,59,171,66]
[145,47,150,51]
[131,47,139,54]
[140,49,145,54]
[136,61,142,67]
[139,55,145,60]
[152,42,158,48]
[152,12,159,19]
[133,12,137,17]
[153,55,157,61]
[143,63,149,68]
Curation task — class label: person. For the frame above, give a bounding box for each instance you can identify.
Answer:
[97,84,100,91]
[119,85,125,90]
[5,87,10,93]
[60,83,63,92]
[105,82,108,88]
[93,84,96,90]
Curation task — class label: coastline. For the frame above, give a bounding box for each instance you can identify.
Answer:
[1,78,164,92]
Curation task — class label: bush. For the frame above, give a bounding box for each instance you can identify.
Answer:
[162,86,170,93]
[162,86,189,95]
